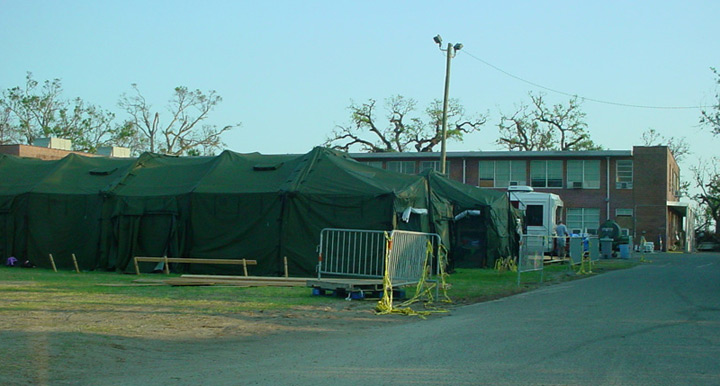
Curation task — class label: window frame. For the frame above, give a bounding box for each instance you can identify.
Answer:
[530,160,563,188]
[386,161,416,174]
[478,160,526,188]
[616,160,633,189]
[566,160,600,189]
[566,207,601,235]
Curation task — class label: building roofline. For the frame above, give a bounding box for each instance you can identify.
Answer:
[350,149,633,159]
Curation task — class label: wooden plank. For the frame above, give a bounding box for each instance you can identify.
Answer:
[97,283,166,287]
[132,279,168,284]
[166,278,304,287]
[181,274,310,282]
[134,257,258,265]
[165,279,217,287]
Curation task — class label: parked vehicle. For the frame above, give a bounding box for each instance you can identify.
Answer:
[508,186,564,254]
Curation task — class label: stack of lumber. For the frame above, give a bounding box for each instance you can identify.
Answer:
[163,274,311,287]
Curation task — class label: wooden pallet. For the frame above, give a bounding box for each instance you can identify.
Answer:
[306,278,386,293]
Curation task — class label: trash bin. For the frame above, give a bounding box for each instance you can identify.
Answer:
[619,244,630,259]
[600,238,613,259]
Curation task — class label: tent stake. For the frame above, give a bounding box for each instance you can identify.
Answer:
[48,254,57,272]
[71,254,80,273]
[163,255,170,275]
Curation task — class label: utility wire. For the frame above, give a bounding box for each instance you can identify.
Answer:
[460,49,712,110]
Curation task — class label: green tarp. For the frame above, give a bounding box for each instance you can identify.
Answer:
[0,147,517,274]
[422,170,520,268]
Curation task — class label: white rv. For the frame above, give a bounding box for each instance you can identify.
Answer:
[508,186,564,254]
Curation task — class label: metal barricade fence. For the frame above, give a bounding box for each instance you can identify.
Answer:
[317,228,387,279]
[569,237,583,265]
[587,236,599,261]
[317,228,441,286]
[387,230,440,286]
[518,234,545,286]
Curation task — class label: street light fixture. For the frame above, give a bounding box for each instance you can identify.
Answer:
[433,35,462,175]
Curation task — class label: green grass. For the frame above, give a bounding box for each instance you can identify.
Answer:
[0,268,333,315]
[0,258,639,315]
[444,259,638,304]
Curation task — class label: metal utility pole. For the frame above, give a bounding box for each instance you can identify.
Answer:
[433,35,462,175]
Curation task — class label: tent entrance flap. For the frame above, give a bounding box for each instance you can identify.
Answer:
[114,213,180,272]
[0,213,8,259]
[452,212,488,268]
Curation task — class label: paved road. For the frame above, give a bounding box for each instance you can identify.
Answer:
[106,253,720,386]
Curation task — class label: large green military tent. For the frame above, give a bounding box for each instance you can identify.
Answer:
[0,154,135,269]
[0,154,59,264]
[0,147,431,275]
[104,147,430,276]
[422,170,519,268]
[102,153,220,273]
[0,147,519,275]
[186,147,429,276]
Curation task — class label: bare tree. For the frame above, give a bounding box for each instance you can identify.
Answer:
[496,93,601,151]
[119,84,238,156]
[0,106,16,145]
[700,67,720,135]
[690,159,720,234]
[325,95,486,153]
[640,128,691,162]
[531,93,600,151]
[496,103,554,151]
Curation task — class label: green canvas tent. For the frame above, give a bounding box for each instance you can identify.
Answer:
[0,154,135,269]
[100,147,429,276]
[186,147,429,276]
[0,154,59,264]
[422,170,520,268]
[2,148,503,276]
[103,153,219,272]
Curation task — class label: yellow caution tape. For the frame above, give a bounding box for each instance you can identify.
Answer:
[576,252,594,275]
[495,256,517,273]
[375,237,451,318]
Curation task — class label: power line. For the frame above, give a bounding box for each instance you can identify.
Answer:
[460,49,713,110]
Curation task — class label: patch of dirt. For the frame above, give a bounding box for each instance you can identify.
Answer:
[0,281,435,385]
[0,292,409,341]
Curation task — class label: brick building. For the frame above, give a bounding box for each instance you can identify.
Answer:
[352,146,691,252]
[0,144,94,160]
[0,141,129,160]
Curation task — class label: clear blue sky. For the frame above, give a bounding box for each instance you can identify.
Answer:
[1,1,718,171]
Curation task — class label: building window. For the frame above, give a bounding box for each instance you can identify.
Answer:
[419,160,448,173]
[567,208,601,234]
[478,160,526,188]
[670,170,680,197]
[616,160,633,189]
[365,161,383,169]
[386,161,415,174]
[616,208,633,217]
[567,160,600,189]
[530,160,562,188]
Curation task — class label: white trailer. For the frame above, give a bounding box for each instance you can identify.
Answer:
[508,186,564,254]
